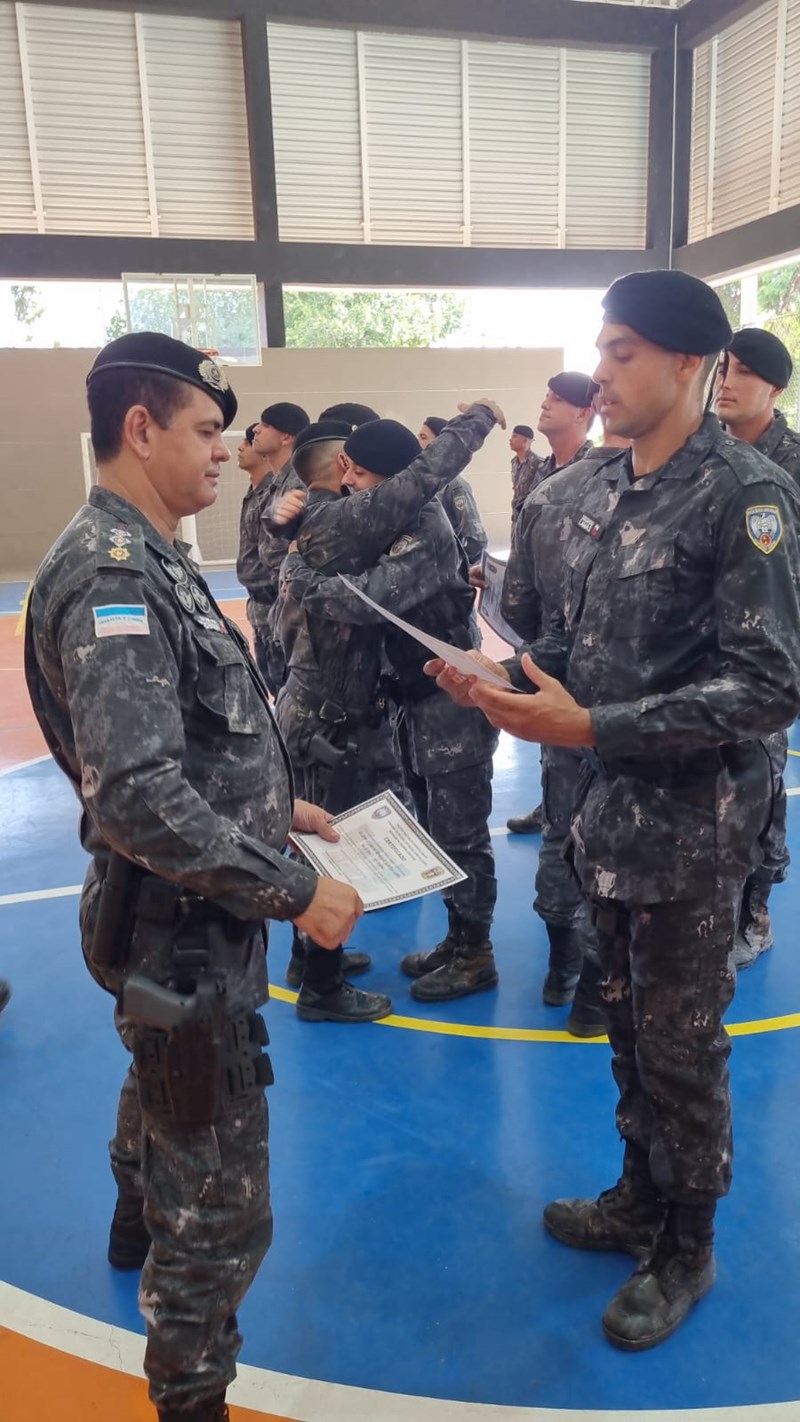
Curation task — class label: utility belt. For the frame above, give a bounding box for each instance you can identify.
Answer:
[88,853,272,1124]
[580,741,760,790]
[285,676,390,815]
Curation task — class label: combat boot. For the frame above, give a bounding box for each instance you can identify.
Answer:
[0,979,10,1016]
[158,1394,229,1421]
[542,924,583,1006]
[566,955,607,1039]
[296,980,392,1023]
[411,923,498,1002]
[287,938,371,988]
[544,1146,666,1257]
[108,1195,150,1271]
[602,1204,716,1352]
[401,906,461,979]
[506,804,544,834]
[731,882,774,970]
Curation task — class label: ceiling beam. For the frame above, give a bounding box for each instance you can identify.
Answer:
[678,0,769,50]
[674,204,800,281]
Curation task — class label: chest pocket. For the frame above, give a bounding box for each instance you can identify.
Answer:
[193,629,263,735]
[563,535,602,627]
[611,537,683,639]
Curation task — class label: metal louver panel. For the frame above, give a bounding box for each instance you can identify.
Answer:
[22,3,151,235]
[0,4,36,233]
[268,23,363,243]
[362,32,464,245]
[688,42,712,243]
[565,51,650,249]
[140,14,253,240]
[780,0,800,206]
[712,1,778,233]
[467,40,560,248]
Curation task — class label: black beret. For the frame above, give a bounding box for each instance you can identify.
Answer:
[512,424,534,439]
[727,328,793,390]
[422,416,448,437]
[548,371,599,408]
[260,402,309,437]
[318,401,381,429]
[603,270,733,355]
[87,331,238,429]
[344,419,422,477]
[293,420,352,456]
[244,423,257,444]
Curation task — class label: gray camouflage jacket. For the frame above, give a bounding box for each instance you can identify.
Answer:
[237,474,277,630]
[438,475,488,565]
[755,409,800,483]
[25,486,318,923]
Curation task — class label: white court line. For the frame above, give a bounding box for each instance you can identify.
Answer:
[0,1280,796,1422]
[0,884,81,908]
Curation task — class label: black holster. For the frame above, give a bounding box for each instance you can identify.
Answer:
[88,851,141,974]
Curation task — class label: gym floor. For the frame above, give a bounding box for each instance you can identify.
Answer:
[2,573,800,1422]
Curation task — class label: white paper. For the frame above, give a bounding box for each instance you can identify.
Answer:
[338,575,516,690]
[477,553,524,650]
[289,790,467,912]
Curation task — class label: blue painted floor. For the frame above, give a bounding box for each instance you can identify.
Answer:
[2,726,800,1414]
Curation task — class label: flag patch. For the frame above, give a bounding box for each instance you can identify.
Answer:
[93,605,150,637]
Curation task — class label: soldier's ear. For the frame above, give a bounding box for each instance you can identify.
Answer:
[123,404,154,461]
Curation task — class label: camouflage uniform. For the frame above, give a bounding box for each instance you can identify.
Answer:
[284,495,498,937]
[741,411,800,900]
[25,487,317,1414]
[438,474,488,565]
[510,449,542,528]
[254,459,305,695]
[508,416,800,1201]
[237,473,279,690]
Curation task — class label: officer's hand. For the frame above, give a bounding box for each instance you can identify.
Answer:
[293,878,364,950]
[423,650,510,706]
[468,562,487,589]
[457,398,507,429]
[273,489,306,526]
[467,653,595,747]
[291,799,339,843]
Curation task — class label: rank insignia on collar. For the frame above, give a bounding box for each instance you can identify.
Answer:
[198,358,229,393]
[109,547,130,561]
[109,527,131,548]
[746,505,783,554]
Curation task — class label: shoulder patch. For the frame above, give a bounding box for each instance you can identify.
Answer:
[93,604,150,637]
[746,505,783,554]
[389,534,415,557]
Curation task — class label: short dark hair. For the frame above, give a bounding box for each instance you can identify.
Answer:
[88,369,194,462]
[293,439,345,488]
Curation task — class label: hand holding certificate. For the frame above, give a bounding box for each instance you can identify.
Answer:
[338,575,516,690]
[289,791,467,912]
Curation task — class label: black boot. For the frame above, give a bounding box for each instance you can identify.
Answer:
[731,880,774,970]
[296,981,392,1023]
[542,924,583,1005]
[0,979,10,1016]
[287,938,370,988]
[507,804,543,834]
[108,1195,150,1270]
[401,906,461,979]
[158,1395,229,1421]
[544,1144,666,1258]
[411,923,498,1002]
[602,1202,717,1352]
[566,955,607,1038]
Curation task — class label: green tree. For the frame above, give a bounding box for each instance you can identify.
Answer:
[284,289,465,348]
[715,279,741,333]
[105,285,258,359]
[758,264,800,422]
[11,283,44,342]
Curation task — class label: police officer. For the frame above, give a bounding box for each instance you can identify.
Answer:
[716,327,800,967]
[236,418,280,684]
[418,415,489,567]
[429,271,800,1350]
[24,333,361,1422]
[506,373,598,837]
[250,401,309,695]
[283,414,501,1003]
[509,423,539,528]
[273,420,404,1022]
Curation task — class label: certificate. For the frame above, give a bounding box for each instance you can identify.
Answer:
[289,790,467,911]
[478,553,524,650]
[339,575,517,690]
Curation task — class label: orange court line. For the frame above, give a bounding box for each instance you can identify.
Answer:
[0,1324,291,1422]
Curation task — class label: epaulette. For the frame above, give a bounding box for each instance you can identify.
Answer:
[717,435,800,496]
[93,512,147,573]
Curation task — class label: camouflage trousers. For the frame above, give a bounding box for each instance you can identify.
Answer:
[252,628,286,700]
[593,887,738,1203]
[535,746,595,943]
[427,760,496,931]
[745,729,789,892]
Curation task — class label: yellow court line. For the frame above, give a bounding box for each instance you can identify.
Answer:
[788,748,800,758]
[14,585,31,637]
[268,984,800,1043]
